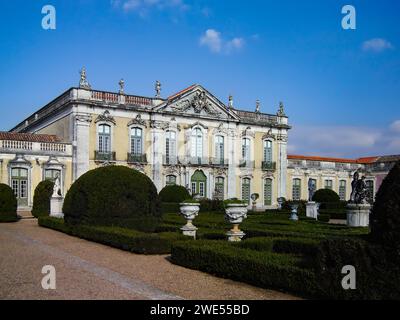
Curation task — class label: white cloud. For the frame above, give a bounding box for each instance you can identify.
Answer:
[112,0,188,13]
[362,38,394,53]
[288,124,400,158]
[199,29,244,54]
[390,120,400,133]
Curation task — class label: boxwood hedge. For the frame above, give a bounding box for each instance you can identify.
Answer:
[0,183,18,222]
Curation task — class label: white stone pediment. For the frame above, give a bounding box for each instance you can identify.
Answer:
[155,85,239,121]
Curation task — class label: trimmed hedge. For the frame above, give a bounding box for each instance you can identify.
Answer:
[39,216,187,254]
[199,199,224,213]
[161,202,180,214]
[317,214,330,223]
[32,180,54,218]
[0,183,18,222]
[312,189,340,203]
[171,240,319,298]
[63,166,161,232]
[159,185,190,203]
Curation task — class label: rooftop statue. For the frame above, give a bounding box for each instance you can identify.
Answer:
[155,80,161,98]
[79,67,91,89]
[119,79,125,94]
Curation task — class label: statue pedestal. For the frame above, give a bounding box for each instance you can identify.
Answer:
[50,196,64,218]
[180,224,198,239]
[346,203,370,227]
[306,202,319,220]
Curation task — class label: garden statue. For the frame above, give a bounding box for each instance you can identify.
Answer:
[52,175,61,197]
[308,178,316,201]
[50,175,64,218]
[350,171,359,203]
[354,176,368,204]
[347,172,371,227]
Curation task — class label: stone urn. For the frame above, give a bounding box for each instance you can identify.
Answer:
[179,202,200,238]
[289,203,299,221]
[225,203,248,241]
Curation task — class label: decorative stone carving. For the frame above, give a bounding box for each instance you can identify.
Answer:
[255,100,260,113]
[170,90,221,117]
[308,178,316,201]
[150,120,169,130]
[262,129,276,140]
[242,127,255,138]
[52,175,62,197]
[75,113,92,124]
[189,121,208,130]
[350,171,368,204]
[289,203,299,221]
[277,134,288,142]
[306,202,319,220]
[346,203,370,227]
[119,79,125,94]
[79,67,91,90]
[225,203,248,241]
[95,110,116,124]
[129,163,146,173]
[164,165,181,176]
[277,101,286,117]
[128,114,147,127]
[155,80,161,98]
[179,202,200,238]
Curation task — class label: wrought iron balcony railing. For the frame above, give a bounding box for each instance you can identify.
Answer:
[239,160,255,168]
[210,157,229,167]
[163,155,179,165]
[261,161,276,171]
[95,151,116,162]
[127,153,147,164]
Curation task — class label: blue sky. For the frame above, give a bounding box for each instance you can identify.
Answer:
[0,0,399,157]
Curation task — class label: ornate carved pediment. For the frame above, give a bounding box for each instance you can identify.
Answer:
[190,121,208,130]
[164,165,181,175]
[262,129,276,140]
[277,134,288,142]
[8,154,32,167]
[213,167,227,177]
[262,172,274,179]
[242,127,255,138]
[95,110,115,125]
[150,120,169,130]
[213,122,229,135]
[128,114,147,127]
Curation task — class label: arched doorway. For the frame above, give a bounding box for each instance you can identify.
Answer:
[191,170,207,198]
[11,168,28,207]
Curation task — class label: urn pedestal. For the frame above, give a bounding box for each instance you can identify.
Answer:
[346,203,371,227]
[179,203,200,239]
[289,204,299,221]
[50,196,64,218]
[306,202,320,220]
[225,204,248,242]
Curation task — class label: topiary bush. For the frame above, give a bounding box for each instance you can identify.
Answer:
[32,180,54,218]
[370,160,400,251]
[0,183,18,222]
[63,166,162,232]
[159,185,190,203]
[312,189,340,203]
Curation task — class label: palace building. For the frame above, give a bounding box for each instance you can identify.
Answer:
[0,69,398,211]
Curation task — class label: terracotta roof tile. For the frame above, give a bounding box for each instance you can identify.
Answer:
[168,84,197,101]
[0,132,61,143]
[288,154,358,163]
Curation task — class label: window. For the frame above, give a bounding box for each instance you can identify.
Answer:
[166,131,176,164]
[131,127,143,155]
[191,170,207,198]
[263,140,272,163]
[166,175,176,186]
[242,138,250,160]
[191,128,203,158]
[45,169,61,181]
[292,178,301,200]
[98,124,111,153]
[215,136,224,164]
[325,180,333,190]
[11,167,29,207]
[264,178,272,206]
[242,178,251,204]
[366,180,374,203]
[339,180,346,201]
[215,177,224,200]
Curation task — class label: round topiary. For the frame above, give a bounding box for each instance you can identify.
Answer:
[0,183,18,222]
[159,185,190,203]
[31,180,55,218]
[312,189,340,203]
[63,166,161,232]
[370,161,400,250]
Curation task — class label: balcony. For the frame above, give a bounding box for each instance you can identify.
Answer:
[239,160,255,168]
[262,161,276,171]
[95,151,116,162]
[163,155,179,165]
[127,153,147,164]
[210,157,229,167]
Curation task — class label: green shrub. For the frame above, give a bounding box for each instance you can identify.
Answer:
[282,200,307,215]
[314,238,400,299]
[318,208,346,220]
[161,202,180,214]
[199,198,224,212]
[63,166,161,232]
[0,183,17,222]
[159,185,190,203]
[237,237,274,252]
[317,214,330,223]
[370,160,400,251]
[31,180,54,218]
[39,216,187,254]
[312,189,340,203]
[171,240,319,298]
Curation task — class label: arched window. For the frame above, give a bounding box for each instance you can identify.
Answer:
[165,131,177,164]
[191,170,207,198]
[242,138,250,161]
[191,128,203,159]
[242,178,251,204]
[264,178,273,206]
[98,124,111,153]
[339,180,347,200]
[324,180,333,190]
[215,177,224,200]
[366,180,374,203]
[215,135,224,165]
[292,178,301,200]
[166,175,176,186]
[131,127,143,156]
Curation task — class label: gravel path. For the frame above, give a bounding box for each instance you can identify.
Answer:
[0,220,300,300]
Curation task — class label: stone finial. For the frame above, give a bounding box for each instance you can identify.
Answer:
[79,67,91,89]
[228,95,233,109]
[155,80,161,98]
[119,79,125,94]
[255,100,260,113]
[277,101,286,116]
